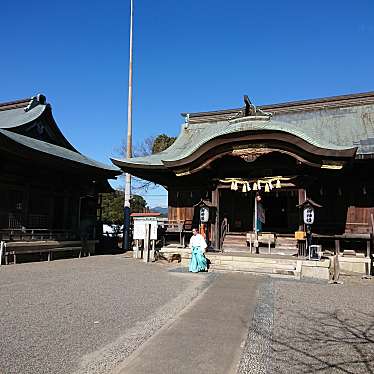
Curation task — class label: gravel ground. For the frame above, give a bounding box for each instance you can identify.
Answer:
[238,277,274,374]
[239,275,374,374]
[0,255,212,374]
[270,277,374,374]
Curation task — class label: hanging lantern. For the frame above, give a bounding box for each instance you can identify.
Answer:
[265,183,270,193]
[242,183,247,193]
[246,182,251,191]
[233,181,238,191]
[269,181,274,190]
[231,181,235,190]
[258,181,262,190]
[276,179,281,189]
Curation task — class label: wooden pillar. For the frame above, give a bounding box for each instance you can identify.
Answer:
[335,239,340,255]
[24,184,30,227]
[212,188,219,249]
[49,192,55,230]
[63,195,69,229]
[298,188,306,230]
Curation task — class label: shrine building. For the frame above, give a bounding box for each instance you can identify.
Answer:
[0,94,120,255]
[112,91,374,276]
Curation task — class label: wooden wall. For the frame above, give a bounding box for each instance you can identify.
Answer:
[345,206,374,234]
[168,189,210,223]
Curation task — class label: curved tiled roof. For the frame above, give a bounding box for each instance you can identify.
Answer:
[112,117,357,170]
[0,129,118,172]
[112,92,374,171]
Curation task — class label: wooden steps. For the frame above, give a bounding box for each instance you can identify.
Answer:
[273,236,298,255]
[222,233,298,255]
[222,233,247,252]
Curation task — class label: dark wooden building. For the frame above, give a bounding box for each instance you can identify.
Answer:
[0,94,120,242]
[112,92,374,259]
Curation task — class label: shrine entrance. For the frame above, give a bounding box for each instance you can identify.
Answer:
[219,188,299,235]
[260,190,299,234]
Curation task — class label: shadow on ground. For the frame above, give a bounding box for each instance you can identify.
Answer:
[270,307,374,374]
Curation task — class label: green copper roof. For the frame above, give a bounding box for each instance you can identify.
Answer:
[112,96,374,171]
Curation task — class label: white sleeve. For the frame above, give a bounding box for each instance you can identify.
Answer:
[199,235,207,252]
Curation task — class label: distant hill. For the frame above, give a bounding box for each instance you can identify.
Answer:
[151,206,168,217]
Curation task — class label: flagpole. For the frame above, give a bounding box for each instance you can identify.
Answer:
[123,0,134,251]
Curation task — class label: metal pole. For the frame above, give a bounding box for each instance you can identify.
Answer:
[123,0,134,251]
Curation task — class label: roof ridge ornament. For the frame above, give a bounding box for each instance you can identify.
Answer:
[24,94,46,112]
[244,95,272,118]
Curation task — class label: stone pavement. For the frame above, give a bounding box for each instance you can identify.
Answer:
[115,273,262,374]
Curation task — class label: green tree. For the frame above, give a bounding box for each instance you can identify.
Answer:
[151,134,176,154]
[119,134,176,158]
[130,194,147,212]
[101,190,147,226]
[117,133,176,193]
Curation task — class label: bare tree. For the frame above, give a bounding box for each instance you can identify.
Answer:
[115,134,176,193]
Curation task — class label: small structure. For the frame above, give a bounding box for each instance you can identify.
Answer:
[131,212,160,261]
[0,94,120,263]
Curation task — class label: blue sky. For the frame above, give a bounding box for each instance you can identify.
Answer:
[1,0,374,207]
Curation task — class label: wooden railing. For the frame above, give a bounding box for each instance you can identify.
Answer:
[159,220,193,247]
[0,229,78,242]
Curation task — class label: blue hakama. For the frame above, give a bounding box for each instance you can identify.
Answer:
[189,246,207,272]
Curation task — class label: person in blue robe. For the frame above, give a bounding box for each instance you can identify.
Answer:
[188,228,208,272]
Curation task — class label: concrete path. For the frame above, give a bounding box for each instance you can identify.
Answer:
[115,273,262,374]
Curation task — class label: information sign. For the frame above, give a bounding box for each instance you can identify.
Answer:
[133,217,158,240]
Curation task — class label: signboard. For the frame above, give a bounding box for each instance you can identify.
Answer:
[133,217,157,240]
[303,206,315,225]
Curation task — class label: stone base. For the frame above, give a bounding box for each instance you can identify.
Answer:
[338,255,371,275]
[203,253,333,281]
[176,251,371,281]
[299,259,330,280]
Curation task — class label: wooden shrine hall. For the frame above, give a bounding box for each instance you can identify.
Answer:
[0,94,120,263]
[112,91,374,277]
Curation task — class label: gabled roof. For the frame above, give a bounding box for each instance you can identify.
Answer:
[0,101,47,129]
[0,94,78,151]
[0,94,120,177]
[0,97,31,111]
